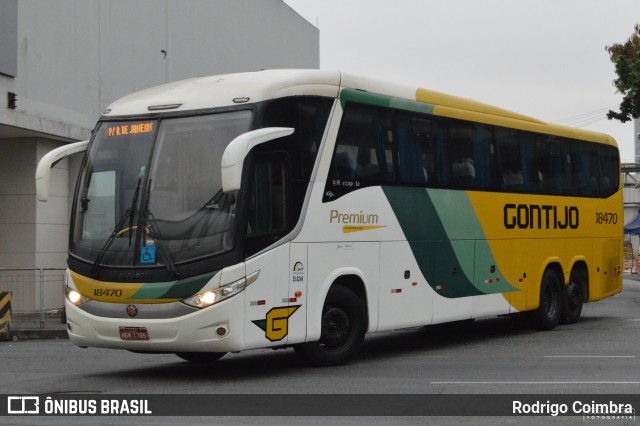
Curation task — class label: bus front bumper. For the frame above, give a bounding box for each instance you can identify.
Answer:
[64,293,245,353]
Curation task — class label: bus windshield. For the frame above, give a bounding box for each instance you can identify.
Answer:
[71,110,253,269]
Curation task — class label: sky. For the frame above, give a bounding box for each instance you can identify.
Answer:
[283,0,640,161]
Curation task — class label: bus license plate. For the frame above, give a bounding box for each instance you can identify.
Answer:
[119,327,149,341]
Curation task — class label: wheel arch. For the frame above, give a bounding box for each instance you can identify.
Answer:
[529,259,564,310]
[568,259,589,303]
[331,274,369,331]
[307,268,373,342]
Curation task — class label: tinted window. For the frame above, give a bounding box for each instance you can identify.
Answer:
[262,97,333,182]
[535,136,572,195]
[496,128,523,191]
[261,96,333,226]
[321,101,619,201]
[325,103,395,200]
[598,145,620,196]
[571,143,598,196]
[246,154,289,256]
[397,114,433,185]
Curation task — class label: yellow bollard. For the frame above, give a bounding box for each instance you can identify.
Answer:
[0,291,12,341]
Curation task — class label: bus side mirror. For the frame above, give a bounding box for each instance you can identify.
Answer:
[35,140,89,201]
[221,127,294,193]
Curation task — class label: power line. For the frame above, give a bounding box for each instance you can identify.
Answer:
[551,105,618,127]
[561,114,609,128]
[552,105,617,123]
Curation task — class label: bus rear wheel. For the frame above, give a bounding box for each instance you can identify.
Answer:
[561,269,585,324]
[530,268,562,331]
[294,285,366,367]
[175,352,226,363]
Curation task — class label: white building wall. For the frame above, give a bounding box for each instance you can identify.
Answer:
[0,139,36,268]
[1,0,318,142]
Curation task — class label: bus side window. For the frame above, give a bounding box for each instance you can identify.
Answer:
[496,128,523,191]
[397,114,432,186]
[518,131,540,192]
[449,123,475,188]
[448,120,494,189]
[433,120,449,187]
[246,153,290,256]
[571,143,598,196]
[261,96,333,225]
[325,103,395,200]
[535,136,572,195]
[471,124,493,190]
[598,144,620,196]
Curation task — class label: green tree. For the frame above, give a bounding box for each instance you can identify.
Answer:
[606,24,640,123]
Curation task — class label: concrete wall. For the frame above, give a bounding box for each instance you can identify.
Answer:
[0,0,319,142]
[0,0,18,77]
[0,139,36,268]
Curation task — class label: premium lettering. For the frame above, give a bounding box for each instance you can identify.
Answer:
[504,204,578,230]
[329,209,379,225]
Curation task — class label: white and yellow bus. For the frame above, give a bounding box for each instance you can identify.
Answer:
[36,70,622,366]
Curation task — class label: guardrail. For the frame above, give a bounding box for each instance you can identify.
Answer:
[0,268,66,328]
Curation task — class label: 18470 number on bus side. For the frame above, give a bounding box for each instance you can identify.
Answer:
[595,212,618,225]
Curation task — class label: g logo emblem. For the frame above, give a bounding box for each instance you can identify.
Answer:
[252,305,300,342]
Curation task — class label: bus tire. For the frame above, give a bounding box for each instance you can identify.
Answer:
[561,269,585,324]
[294,285,366,367]
[175,352,226,363]
[530,268,562,331]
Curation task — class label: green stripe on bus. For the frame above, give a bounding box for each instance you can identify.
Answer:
[428,189,514,294]
[382,186,515,297]
[158,272,216,299]
[129,281,175,300]
[129,272,216,300]
[340,88,435,115]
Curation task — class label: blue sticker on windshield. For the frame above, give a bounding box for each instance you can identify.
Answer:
[140,246,156,264]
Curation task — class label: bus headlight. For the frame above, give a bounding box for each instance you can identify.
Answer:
[66,286,91,306]
[182,270,259,309]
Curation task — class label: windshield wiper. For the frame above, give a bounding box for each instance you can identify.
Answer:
[90,177,142,277]
[145,210,181,278]
[204,189,224,209]
[133,178,180,278]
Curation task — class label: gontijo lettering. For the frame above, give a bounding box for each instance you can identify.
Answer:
[504,204,579,230]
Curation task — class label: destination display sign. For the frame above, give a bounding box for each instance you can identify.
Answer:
[106,122,154,137]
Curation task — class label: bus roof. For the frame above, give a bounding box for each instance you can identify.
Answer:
[103,69,342,117]
[102,69,616,147]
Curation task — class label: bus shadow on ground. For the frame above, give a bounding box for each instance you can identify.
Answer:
[358,317,524,361]
[89,314,608,382]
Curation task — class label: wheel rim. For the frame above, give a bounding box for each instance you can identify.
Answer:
[320,306,351,348]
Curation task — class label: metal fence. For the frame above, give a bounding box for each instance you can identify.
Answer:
[0,268,66,315]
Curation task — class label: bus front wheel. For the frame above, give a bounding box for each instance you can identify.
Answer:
[175,352,226,363]
[530,268,562,331]
[294,285,366,367]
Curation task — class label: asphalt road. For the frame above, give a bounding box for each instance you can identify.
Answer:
[2,278,640,425]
